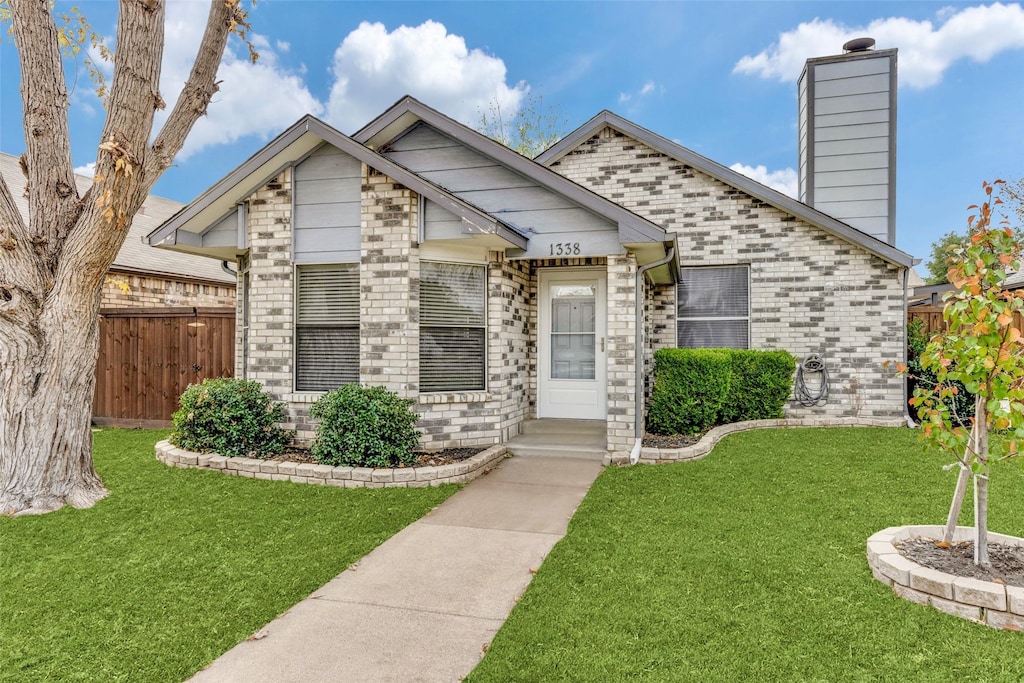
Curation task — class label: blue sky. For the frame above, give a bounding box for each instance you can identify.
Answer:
[2,1,1023,263]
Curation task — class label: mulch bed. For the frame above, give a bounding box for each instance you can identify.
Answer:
[896,539,1024,588]
[265,446,487,468]
[642,432,702,449]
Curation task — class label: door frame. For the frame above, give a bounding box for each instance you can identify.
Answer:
[537,267,607,420]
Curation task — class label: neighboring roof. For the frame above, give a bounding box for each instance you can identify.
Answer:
[353,96,667,245]
[1,152,235,284]
[1006,269,1024,290]
[535,110,916,269]
[146,116,528,252]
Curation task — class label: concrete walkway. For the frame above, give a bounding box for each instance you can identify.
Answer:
[189,455,604,683]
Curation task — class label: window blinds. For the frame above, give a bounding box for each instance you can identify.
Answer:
[296,264,359,391]
[677,266,750,349]
[420,262,486,392]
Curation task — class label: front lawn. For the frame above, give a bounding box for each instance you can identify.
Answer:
[0,429,454,682]
[469,428,1024,682]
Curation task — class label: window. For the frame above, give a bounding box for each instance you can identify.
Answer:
[420,262,486,392]
[677,266,749,348]
[295,264,359,391]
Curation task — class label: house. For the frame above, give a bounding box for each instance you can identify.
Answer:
[1,153,237,424]
[148,43,914,457]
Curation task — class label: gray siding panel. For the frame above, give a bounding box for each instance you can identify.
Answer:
[814,168,890,188]
[814,152,889,172]
[813,122,889,142]
[814,198,888,219]
[294,177,362,205]
[423,199,469,241]
[814,91,890,116]
[419,166,535,192]
[294,149,361,180]
[202,208,237,248]
[385,123,616,243]
[815,58,890,80]
[815,109,889,128]
[294,201,361,229]
[813,183,888,202]
[813,136,889,157]
[385,146,498,172]
[814,72,890,99]
[294,225,362,254]
[293,145,362,264]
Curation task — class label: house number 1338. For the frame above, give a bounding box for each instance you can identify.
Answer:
[549,242,581,256]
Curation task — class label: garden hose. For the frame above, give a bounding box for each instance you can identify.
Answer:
[795,354,830,407]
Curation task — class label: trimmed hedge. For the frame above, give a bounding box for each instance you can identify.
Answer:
[309,384,421,468]
[648,349,732,436]
[648,348,796,435]
[719,349,797,423]
[170,378,292,458]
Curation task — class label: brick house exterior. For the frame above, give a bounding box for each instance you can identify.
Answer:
[148,93,913,459]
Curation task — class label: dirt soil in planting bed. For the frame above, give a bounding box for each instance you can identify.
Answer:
[266,446,487,468]
[896,539,1024,588]
[642,432,702,449]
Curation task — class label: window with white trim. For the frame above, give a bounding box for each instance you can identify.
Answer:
[676,266,750,348]
[295,264,359,391]
[420,262,486,392]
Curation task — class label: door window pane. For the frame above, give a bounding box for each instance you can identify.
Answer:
[550,284,596,380]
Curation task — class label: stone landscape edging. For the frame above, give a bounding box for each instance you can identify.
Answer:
[154,440,508,488]
[606,417,908,465]
[867,524,1024,630]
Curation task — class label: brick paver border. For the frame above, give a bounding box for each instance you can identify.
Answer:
[867,524,1024,630]
[154,440,508,488]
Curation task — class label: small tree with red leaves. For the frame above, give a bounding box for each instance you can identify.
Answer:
[909,180,1024,566]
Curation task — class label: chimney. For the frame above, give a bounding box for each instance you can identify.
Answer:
[798,38,897,245]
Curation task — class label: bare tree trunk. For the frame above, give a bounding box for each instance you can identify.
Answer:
[0,289,107,515]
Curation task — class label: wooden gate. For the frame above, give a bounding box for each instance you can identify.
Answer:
[93,307,235,427]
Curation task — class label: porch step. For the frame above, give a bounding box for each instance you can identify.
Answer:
[506,420,607,460]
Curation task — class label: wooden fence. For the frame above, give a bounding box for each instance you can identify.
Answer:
[93,307,235,427]
[908,305,1024,335]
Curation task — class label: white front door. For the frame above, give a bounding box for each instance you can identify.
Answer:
[538,269,607,420]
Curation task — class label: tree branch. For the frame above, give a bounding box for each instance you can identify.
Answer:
[54,0,168,292]
[8,0,79,253]
[144,0,236,183]
[0,158,47,300]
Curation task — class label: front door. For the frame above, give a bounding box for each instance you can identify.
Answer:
[538,269,607,419]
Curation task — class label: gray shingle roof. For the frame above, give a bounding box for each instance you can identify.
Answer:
[1,152,234,284]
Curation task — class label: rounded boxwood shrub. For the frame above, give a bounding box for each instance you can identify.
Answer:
[170,378,292,458]
[309,384,421,468]
[647,348,732,435]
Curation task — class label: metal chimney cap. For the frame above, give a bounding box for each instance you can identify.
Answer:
[843,37,876,53]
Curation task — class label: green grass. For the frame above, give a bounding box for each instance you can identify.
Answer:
[0,429,455,682]
[468,428,1024,683]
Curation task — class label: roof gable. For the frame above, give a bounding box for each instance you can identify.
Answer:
[353,96,667,246]
[146,116,528,252]
[536,110,914,268]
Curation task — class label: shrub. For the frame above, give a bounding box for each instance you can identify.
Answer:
[170,378,292,458]
[906,318,973,426]
[719,350,797,423]
[310,384,421,468]
[647,349,732,435]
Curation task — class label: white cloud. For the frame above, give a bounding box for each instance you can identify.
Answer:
[73,162,96,178]
[154,2,323,160]
[734,2,1024,88]
[729,163,798,198]
[617,80,662,108]
[325,20,528,134]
